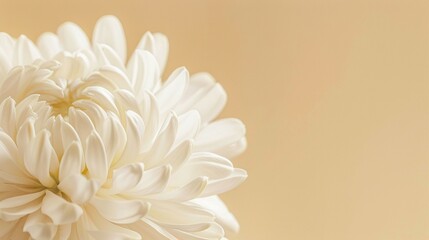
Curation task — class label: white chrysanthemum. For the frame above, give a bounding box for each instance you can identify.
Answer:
[0,16,247,240]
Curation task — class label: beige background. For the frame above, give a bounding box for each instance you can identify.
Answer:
[0,0,428,239]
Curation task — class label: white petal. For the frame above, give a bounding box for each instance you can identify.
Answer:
[81,86,119,114]
[93,15,127,62]
[0,48,11,84]
[148,201,215,226]
[90,197,149,224]
[94,43,126,71]
[58,174,100,204]
[85,131,108,182]
[59,116,80,151]
[73,99,109,129]
[86,205,142,240]
[169,222,224,240]
[201,169,247,197]
[13,35,41,65]
[59,141,83,182]
[0,191,45,221]
[176,110,201,145]
[129,165,171,196]
[24,130,57,188]
[0,32,14,58]
[152,33,169,74]
[127,50,160,95]
[139,91,160,151]
[127,218,176,240]
[41,191,83,225]
[68,108,95,144]
[137,32,169,74]
[195,118,246,155]
[37,32,62,58]
[118,110,145,166]
[192,196,240,234]
[155,67,189,113]
[53,53,88,82]
[153,176,207,202]
[56,224,72,240]
[144,114,177,168]
[176,73,227,123]
[215,137,247,159]
[173,153,234,186]
[0,131,35,185]
[84,65,133,91]
[97,113,126,163]
[163,139,192,172]
[110,162,145,194]
[57,22,90,51]
[24,211,57,240]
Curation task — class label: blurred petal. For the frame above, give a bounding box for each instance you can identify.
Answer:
[93,15,127,62]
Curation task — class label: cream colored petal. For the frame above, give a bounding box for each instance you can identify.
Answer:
[0,219,18,238]
[175,110,201,146]
[73,99,108,129]
[169,222,224,240]
[55,224,72,240]
[118,110,145,165]
[127,165,171,196]
[152,176,207,202]
[97,113,126,164]
[127,218,176,240]
[0,32,14,58]
[41,191,83,225]
[200,169,247,197]
[0,191,45,221]
[57,22,90,51]
[139,91,160,151]
[90,196,150,224]
[68,108,95,144]
[172,153,234,186]
[59,141,83,182]
[85,130,108,182]
[37,32,62,59]
[94,43,126,71]
[0,131,35,185]
[192,196,240,235]
[163,139,192,172]
[58,174,100,204]
[144,114,177,168]
[127,50,160,96]
[152,33,169,74]
[84,65,133,91]
[13,35,41,65]
[175,73,227,123]
[155,67,189,114]
[0,49,11,87]
[81,86,119,114]
[137,32,169,75]
[23,210,57,240]
[148,201,215,226]
[85,205,142,240]
[93,15,127,63]
[23,130,57,188]
[110,162,145,194]
[195,118,246,157]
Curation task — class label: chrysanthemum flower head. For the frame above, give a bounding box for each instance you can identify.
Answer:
[0,15,247,240]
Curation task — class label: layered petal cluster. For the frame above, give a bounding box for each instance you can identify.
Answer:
[0,16,247,240]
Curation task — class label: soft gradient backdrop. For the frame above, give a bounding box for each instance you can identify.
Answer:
[1,0,428,239]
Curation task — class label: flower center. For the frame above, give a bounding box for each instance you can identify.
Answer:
[50,93,74,116]
[45,81,81,117]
